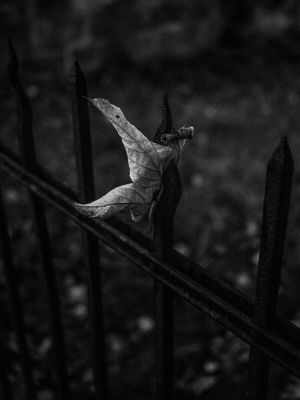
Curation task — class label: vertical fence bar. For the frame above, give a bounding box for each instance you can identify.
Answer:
[7,40,69,400]
[245,137,294,400]
[69,60,108,399]
[0,335,13,400]
[0,182,37,400]
[0,371,12,400]
[152,95,181,399]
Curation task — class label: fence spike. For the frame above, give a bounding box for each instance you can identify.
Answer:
[69,59,95,201]
[69,59,108,399]
[267,136,293,172]
[7,41,69,400]
[153,93,173,144]
[256,136,293,324]
[7,39,36,170]
[152,160,181,400]
[245,137,294,400]
[152,95,181,400]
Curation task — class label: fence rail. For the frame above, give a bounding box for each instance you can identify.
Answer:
[0,41,300,400]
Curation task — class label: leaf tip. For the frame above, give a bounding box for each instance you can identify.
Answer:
[73,201,83,212]
[73,202,96,218]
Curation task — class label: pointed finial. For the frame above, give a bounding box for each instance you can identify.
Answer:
[153,93,173,144]
[69,58,87,90]
[267,136,293,174]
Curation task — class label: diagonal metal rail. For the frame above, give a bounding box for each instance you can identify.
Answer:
[0,142,299,379]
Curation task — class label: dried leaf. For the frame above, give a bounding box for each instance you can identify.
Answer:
[74,98,194,221]
[74,183,154,220]
[88,98,173,188]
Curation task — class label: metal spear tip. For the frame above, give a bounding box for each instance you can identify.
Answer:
[267,136,293,173]
[68,58,87,89]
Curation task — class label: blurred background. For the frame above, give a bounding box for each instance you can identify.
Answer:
[1,0,300,399]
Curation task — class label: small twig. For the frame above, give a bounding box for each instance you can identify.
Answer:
[160,126,194,144]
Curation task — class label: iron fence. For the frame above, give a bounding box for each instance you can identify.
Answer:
[0,41,299,400]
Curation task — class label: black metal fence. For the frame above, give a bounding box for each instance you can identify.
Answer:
[0,41,299,400]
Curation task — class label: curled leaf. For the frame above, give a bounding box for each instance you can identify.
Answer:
[88,98,172,187]
[74,98,194,221]
[74,183,154,220]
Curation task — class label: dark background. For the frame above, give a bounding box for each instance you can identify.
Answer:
[0,0,300,399]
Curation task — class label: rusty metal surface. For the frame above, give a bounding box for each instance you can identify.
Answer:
[245,138,294,400]
[152,94,182,400]
[69,61,108,400]
[7,40,70,400]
